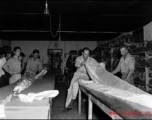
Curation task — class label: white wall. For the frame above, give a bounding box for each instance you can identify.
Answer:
[144,21,152,41]
[11,41,97,66]
[0,39,11,47]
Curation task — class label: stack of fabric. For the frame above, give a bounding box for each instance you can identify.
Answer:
[145,41,152,51]
[134,70,145,82]
[102,50,111,58]
[131,43,145,54]
[111,48,120,57]
[134,56,148,68]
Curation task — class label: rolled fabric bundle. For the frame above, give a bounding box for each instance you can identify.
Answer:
[18,90,59,103]
[1,94,13,105]
[13,79,32,94]
[13,69,47,95]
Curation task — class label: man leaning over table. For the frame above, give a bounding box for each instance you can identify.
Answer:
[111,45,135,85]
[62,47,105,112]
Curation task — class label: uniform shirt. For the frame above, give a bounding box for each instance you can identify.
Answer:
[0,57,6,77]
[3,57,21,74]
[116,54,135,73]
[75,55,98,74]
[26,57,43,73]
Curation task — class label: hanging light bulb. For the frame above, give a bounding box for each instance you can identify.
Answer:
[44,0,49,15]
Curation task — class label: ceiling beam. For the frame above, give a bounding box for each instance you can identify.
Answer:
[1,30,124,34]
[0,12,152,16]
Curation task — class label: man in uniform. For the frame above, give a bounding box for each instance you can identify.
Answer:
[25,49,43,78]
[3,47,22,84]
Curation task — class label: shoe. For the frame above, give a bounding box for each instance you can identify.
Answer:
[83,98,86,102]
[61,108,72,113]
[67,99,74,109]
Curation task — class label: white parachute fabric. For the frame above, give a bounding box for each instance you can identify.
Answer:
[79,80,152,110]
[18,90,59,103]
[85,62,147,94]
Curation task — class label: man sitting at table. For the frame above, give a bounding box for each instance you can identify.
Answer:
[63,47,105,112]
[25,49,43,78]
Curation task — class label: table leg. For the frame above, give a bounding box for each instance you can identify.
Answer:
[48,109,50,120]
[48,98,52,120]
[78,88,81,115]
[88,95,92,119]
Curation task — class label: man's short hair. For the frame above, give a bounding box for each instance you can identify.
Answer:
[13,47,21,52]
[82,47,90,53]
[6,51,12,54]
[0,51,5,56]
[33,49,39,54]
[120,45,128,51]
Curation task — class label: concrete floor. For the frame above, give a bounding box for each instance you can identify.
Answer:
[51,81,112,119]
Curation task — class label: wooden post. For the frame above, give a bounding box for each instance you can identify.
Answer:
[78,88,81,115]
[88,95,93,119]
[145,67,150,91]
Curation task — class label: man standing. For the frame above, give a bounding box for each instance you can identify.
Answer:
[0,51,7,88]
[5,51,12,61]
[19,52,26,75]
[3,47,22,84]
[111,45,135,85]
[25,49,43,78]
[63,47,98,112]
[0,51,12,87]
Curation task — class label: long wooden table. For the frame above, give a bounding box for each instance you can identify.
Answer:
[0,72,55,119]
[78,82,152,120]
[78,86,123,120]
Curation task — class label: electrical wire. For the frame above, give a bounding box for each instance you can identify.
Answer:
[48,14,61,49]
[49,14,60,37]
[58,14,61,41]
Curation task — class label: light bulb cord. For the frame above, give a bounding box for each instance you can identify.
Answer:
[50,14,61,38]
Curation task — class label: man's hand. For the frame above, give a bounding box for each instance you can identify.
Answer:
[124,78,128,82]
[80,61,86,66]
[9,71,14,76]
[111,71,115,75]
